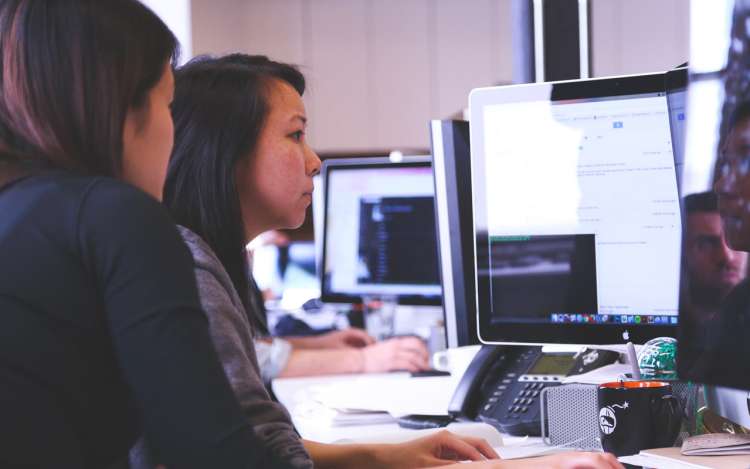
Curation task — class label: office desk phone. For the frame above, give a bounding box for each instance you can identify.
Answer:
[448,345,619,436]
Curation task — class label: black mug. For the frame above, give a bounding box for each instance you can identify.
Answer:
[597,380,681,456]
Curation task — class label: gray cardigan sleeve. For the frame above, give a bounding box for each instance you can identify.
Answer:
[192,266,312,468]
[185,231,312,469]
[131,227,312,469]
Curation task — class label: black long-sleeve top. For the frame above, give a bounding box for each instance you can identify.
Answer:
[0,171,266,469]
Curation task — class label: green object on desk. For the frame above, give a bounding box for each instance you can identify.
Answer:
[638,336,678,380]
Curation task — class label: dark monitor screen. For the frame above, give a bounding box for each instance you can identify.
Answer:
[320,157,442,305]
[677,0,750,392]
[470,73,681,345]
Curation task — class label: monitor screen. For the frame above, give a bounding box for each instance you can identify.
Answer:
[470,73,681,345]
[677,0,750,392]
[320,157,442,304]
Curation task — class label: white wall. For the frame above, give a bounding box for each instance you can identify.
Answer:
[590,0,689,77]
[189,0,689,153]
[191,0,513,153]
[140,0,193,65]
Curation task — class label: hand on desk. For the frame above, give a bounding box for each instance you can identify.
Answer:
[278,334,429,377]
[442,451,624,469]
[362,336,430,373]
[320,328,376,348]
[371,429,498,468]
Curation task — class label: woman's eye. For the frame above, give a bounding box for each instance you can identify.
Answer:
[291,131,304,142]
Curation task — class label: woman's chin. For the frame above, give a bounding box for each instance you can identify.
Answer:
[283,214,306,230]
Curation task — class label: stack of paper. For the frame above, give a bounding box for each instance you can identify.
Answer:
[328,408,396,427]
[290,397,396,427]
[619,446,750,469]
[309,374,458,417]
[682,433,750,456]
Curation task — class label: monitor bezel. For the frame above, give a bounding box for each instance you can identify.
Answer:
[319,155,442,305]
[470,72,679,345]
[429,120,480,347]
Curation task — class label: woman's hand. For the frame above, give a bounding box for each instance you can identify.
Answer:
[440,451,624,469]
[370,430,499,468]
[287,328,376,350]
[532,452,624,469]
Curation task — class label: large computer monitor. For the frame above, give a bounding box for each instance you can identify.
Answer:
[319,156,442,305]
[677,0,750,418]
[470,72,681,345]
[430,120,480,347]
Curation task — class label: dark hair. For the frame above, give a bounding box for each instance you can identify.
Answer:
[0,0,177,183]
[163,54,305,327]
[685,191,718,214]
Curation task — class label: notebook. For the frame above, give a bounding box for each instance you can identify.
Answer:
[682,433,750,456]
[619,446,750,469]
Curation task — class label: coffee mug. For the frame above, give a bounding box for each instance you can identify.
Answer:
[432,345,481,374]
[597,380,681,456]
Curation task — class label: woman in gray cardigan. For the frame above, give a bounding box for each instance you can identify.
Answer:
[156,53,624,469]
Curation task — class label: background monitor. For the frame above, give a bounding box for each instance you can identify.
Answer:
[470,72,681,345]
[677,0,750,409]
[430,120,480,348]
[320,156,442,305]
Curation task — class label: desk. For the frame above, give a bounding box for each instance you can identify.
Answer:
[272,372,546,457]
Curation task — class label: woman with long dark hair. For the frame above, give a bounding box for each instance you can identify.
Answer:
[162,53,624,469]
[166,53,431,383]
[0,2,267,468]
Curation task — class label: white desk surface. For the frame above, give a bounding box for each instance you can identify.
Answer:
[272,372,539,448]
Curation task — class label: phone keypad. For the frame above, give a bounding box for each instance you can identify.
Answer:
[482,379,555,421]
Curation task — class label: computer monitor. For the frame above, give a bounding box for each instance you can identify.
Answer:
[470,72,681,345]
[676,0,750,420]
[430,120,480,347]
[666,67,687,188]
[319,156,442,305]
[312,173,324,278]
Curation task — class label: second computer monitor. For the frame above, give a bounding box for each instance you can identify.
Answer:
[430,120,480,347]
[470,72,681,345]
[320,156,441,305]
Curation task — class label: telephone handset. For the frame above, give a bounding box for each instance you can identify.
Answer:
[448,345,619,436]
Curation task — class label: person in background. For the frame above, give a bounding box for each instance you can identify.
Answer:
[245,231,426,383]
[684,191,748,317]
[0,1,270,467]
[160,52,624,469]
[695,99,750,387]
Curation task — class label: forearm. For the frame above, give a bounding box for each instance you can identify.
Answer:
[278,348,363,377]
[303,441,381,469]
[284,335,326,349]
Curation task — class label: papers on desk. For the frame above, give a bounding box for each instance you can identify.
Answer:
[494,440,569,459]
[682,433,750,456]
[618,446,750,469]
[309,374,457,418]
[327,409,396,427]
[292,396,396,427]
